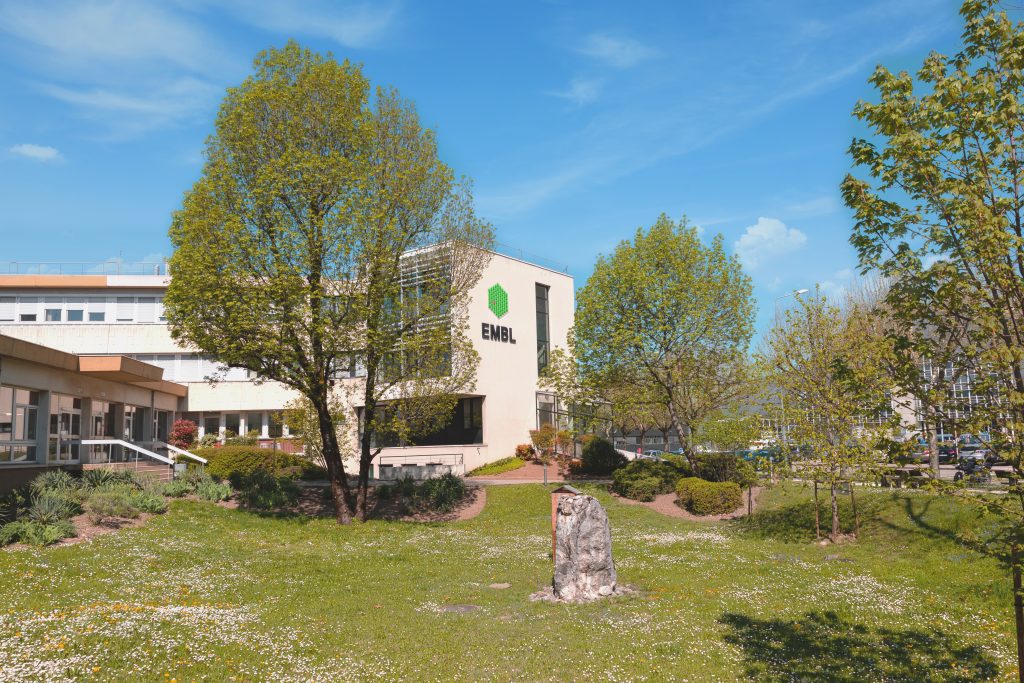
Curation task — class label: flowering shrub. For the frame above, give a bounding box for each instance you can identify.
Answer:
[169,419,199,449]
[514,443,536,460]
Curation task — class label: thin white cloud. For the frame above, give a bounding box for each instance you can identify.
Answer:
[549,78,602,106]
[733,217,807,268]
[0,1,228,137]
[785,195,839,217]
[576,33,657,68]
[40,78,220,138]
[0,1,221,76]
[9,143,62,162]
[212,0,400,48]
[819,267,856,300]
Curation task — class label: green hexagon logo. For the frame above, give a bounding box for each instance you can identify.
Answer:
[488,283,509,318]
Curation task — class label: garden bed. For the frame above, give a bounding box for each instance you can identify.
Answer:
[612,486,762,520]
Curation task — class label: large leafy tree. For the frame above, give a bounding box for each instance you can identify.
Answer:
[573,214,755,458]
[166,42,492,523]
[841,0,1024,673]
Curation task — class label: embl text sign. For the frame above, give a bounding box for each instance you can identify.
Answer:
[481,323,517,344]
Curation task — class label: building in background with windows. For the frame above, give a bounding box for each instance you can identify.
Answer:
[0,250,573,486]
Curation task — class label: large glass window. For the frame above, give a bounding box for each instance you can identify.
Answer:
[246,412,263,436]
[0,386,39,463]
[536,283,551,374]
[203,414,221,437]
[48,393,80,463]
[45,308,62,322]
[367,398,484,448]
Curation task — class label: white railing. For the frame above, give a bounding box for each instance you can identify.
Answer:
[154,441,207,465]
[79,439,174,465]
[376,453,464,480]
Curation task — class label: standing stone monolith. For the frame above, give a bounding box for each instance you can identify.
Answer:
[551,494,617,602]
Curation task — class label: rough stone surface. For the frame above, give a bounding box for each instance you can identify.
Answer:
[551,494,617,602]
[489,583,511,590]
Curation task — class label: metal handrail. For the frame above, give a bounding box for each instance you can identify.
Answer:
[154,440,208,465]
[78,439,173,465]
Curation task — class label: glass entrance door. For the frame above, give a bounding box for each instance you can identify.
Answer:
[48,395,81,463]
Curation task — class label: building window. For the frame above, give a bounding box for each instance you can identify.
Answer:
[88,312,105,321]
[45,308,62,322]
[536,283,550,374]
[246,412,263,436]
[67,309,84,321]
[0,387,40,461]
[19,314,37,322]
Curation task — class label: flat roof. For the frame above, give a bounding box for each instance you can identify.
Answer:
[0,334,187,397]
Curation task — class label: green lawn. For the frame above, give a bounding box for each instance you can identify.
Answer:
[0,483,1016,682]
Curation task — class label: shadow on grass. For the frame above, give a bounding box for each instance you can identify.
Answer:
[721,610,998,682]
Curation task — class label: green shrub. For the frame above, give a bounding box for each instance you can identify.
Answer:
[27,493,80,524]
[131,490,169,514]
[30,470,77,496]
[0,488,28,524]
[621,475,663,502]
[199,446,321,481]
[0,519,76,546]
[195,480,232,502]
[467,457,525,477]
[417,473,467,512]
[233,471,300,510]
[85,489,140,524]
[162,480,193,498]
[225,429,260,446]
[675,477,703,508]
[686,479,742,515]
[579,437,627,475]
[611,459,689,500]
[693,453,745,484]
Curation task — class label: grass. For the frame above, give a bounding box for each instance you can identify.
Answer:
[466,456,526,477]
[0,482,1017,681]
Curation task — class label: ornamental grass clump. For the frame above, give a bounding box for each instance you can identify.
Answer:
[232,471,300,510]
[85,489,140,524]
[417,473,467,513]
[196,480,233,502]
[0,519,75,546]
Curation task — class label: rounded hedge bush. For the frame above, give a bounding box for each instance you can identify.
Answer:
[611,459,689,500]
[683,479,742,515]
[579,437,627,475]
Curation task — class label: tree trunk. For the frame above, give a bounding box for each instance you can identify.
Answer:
[1014,544,1024,683]
[355,457,373,521]
[747,486,753,516]
[315,396,352,524]
[830,480,840,542]
[928,422,940,478]
[849,482,860,539]
[667,402,692,465]
[813,480,821,541]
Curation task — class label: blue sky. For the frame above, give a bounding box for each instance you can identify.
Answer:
[0,0,965,335]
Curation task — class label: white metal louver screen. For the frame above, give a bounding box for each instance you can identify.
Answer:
[0,296,13,321]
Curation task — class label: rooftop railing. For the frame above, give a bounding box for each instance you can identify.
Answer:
[0,261,168,275]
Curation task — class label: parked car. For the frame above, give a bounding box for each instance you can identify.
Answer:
[639,449,667,461]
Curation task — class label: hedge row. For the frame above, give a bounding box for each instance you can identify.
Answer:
[195,446,327,481]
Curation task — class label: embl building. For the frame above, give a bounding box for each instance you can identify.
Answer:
[0,250,572,487]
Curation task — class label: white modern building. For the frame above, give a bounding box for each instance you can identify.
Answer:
[0,250,573,487]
